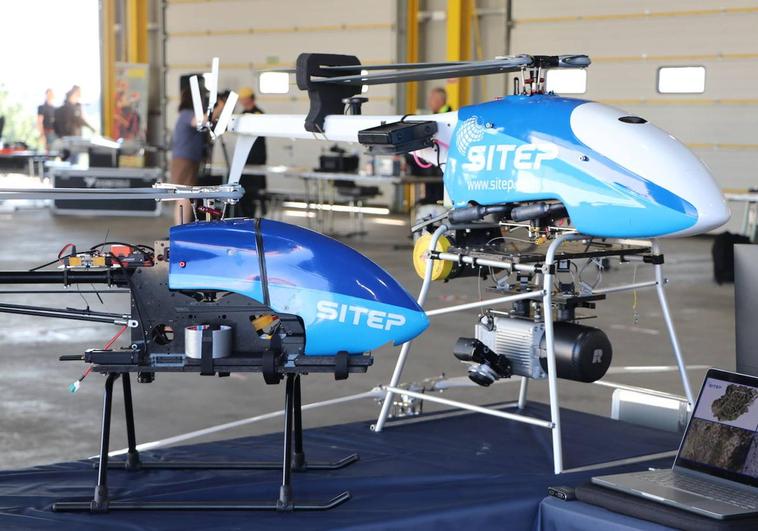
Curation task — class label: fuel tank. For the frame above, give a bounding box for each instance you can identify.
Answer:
[168,219,428,355]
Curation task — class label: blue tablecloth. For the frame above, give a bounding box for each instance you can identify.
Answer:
[537,496,674,531]
[0,402,680,530]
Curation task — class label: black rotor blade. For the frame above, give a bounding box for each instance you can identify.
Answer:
[266,54,590,82]
[314,55,535,86]
[321,61,474,71]
[263,61,478,75]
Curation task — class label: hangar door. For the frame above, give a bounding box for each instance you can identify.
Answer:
[510,1,758,231]
[164,0,398,185]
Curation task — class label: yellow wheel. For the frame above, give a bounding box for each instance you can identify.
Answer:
[413,232,454,281]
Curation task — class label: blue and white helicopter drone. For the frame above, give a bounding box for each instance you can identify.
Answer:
[192,53,730,378]
[224,52,730,240]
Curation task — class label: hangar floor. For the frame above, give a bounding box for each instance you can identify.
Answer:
[0,206,735,469]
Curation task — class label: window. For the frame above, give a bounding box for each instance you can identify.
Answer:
[657,66,705,94]
[258,71,290,94]
[545,69,587,94]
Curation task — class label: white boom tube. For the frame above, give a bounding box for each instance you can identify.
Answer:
[230,111,456,145]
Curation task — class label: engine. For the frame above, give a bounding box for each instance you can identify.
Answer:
[455,314,612,386]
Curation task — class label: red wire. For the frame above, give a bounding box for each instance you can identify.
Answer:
[104,325,128,350]
[78,325,128,384]
[57,243,75,259]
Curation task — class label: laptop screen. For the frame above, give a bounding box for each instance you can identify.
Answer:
[675,369,758,487]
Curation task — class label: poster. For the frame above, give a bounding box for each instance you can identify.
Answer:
[112,63,148,142]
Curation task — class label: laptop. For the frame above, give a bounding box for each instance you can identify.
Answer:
[593,368,758,519]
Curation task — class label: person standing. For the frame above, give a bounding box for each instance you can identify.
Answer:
[406,87,453,203]
[426,86,452,114]
[36,89,56,151]
[237,87,267,217]
[238,87,266,165]
[54,85,95,138]
[170,88,207,224]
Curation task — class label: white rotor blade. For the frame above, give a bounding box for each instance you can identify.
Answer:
[203,74,217,114]
[211,57,219,88]
[206,57,219,111]
[213,91,238,138]
[189,75,204,128]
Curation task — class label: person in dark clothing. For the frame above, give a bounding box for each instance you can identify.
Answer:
[238,87,267,165]
[207,90,231,174]
[53,85,95,138]
[37,89,56,151]
[237,87,267,218]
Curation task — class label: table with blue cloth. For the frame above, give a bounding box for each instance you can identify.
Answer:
[537,496,675,531]
[0,403,680,530]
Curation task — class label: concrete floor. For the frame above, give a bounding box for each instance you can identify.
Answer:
[0,201,736,469]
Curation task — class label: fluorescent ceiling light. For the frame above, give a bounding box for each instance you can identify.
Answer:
[283,210,316,218]
[372,217,406,226]
[281,201,389,215]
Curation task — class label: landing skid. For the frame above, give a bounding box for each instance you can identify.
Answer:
[53,372,356,513]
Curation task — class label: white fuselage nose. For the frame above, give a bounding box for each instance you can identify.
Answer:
[570,102,730,236]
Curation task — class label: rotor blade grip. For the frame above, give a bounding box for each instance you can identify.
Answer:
[213,91,238,137]
[558,55,591,67]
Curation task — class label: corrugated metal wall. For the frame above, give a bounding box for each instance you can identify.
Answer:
[165,0,398,179]
[510,0,758,198]
[416,0,508,110]
[165,0,758,222]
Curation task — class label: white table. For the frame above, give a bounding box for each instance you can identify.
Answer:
[210,164,442,234]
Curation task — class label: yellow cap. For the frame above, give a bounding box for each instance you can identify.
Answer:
[238,87,255,100]
[413,232,454,281]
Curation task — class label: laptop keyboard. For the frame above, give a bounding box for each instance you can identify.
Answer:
[637,470,758,510]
